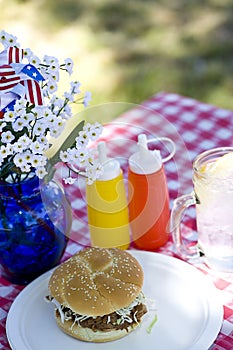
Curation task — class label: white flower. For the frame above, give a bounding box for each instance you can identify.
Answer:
[70,81,81,94]
[14,151,32,172]
[64,177,76,185]
[13,152,31,172]
[46,80,58,94]
[46,60,60,74]
[49,125,63,138]
[32,121,46,136]
[64,91,74,102]
[32,106,46,119]
[3,110,16,122]
[50,96,64,109]
[13,98,27,115]
[64,58,73,75]
[49,116,65,132]
[43,55,59,67]
[60,150,69,163]
[6,143,14,155]
[48,115,56,125]
[12,118,25,132]
[38,107,52,120]
[1,131,15,143]
[50,72,60,82]
[83,91,92,107]
[23,151,33,163]
[21,112,35,124]
[83,122,103,141]
[75,130,90,147]
[48,118,65,138]
[13,141,25,153]
[30,140,46,154]
[35,166,48,179]
[0,145,11,159]
[17,135,31,148]
[19,163,31,173]
[14,153,28,168]
[86,162,103,185]
[29,55,41,68]
[0,30,9,47]
[31,154,47,168]
[63,148,80,165]
[14,152,31,172]
[75,147,89,165]
[37,135,49,147]
[0,30,19,48]
[56,118,66,130]
[23,48,34,60]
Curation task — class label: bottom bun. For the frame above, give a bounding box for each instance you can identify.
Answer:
[55,313,140,343]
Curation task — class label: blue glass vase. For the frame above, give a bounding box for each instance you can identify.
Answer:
[0,176,71,284]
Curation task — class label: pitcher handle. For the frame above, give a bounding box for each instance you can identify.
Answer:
[170,192,200,261]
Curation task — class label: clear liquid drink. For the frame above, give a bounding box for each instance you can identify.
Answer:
[194,152,233,269]
[171,147,233,272]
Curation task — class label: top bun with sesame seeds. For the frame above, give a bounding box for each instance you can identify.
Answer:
[47,247,147,342]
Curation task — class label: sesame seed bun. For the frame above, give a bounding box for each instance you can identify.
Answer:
[48,247,144,316]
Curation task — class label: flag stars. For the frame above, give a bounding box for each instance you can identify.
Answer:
[25,65,38,78]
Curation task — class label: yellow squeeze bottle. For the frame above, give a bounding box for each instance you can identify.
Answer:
[86,142,130,249]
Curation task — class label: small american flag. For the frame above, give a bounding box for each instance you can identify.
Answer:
[0,47,44,110]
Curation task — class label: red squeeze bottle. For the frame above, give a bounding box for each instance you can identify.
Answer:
[128,134,175,250]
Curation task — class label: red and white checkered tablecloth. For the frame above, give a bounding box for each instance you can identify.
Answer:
[0,92,233,349]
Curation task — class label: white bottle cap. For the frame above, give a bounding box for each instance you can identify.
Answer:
[97,141,121,181]
[129,134,162,175]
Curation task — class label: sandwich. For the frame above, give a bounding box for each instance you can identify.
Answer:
[46,247,148,342]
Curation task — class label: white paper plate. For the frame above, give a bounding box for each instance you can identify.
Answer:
[6,251,223,350]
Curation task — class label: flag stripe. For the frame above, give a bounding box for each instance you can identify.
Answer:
[8,47,13,63]
[0,64,20,91]
[21,80,43,106]
[8,47,23,64]
[0,64,16,75]
[35,80,43,105]
[27,80,35,105]
[0,80,20,90]
[0,70,16,77]
[0,70,17,77]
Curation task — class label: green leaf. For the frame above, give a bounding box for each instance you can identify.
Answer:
[0,162,15,178]
[48,120,85,166]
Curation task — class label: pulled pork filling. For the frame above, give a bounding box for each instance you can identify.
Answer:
[46,292,147,333]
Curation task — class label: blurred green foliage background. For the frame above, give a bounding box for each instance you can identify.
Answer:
[1,0,232,112]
